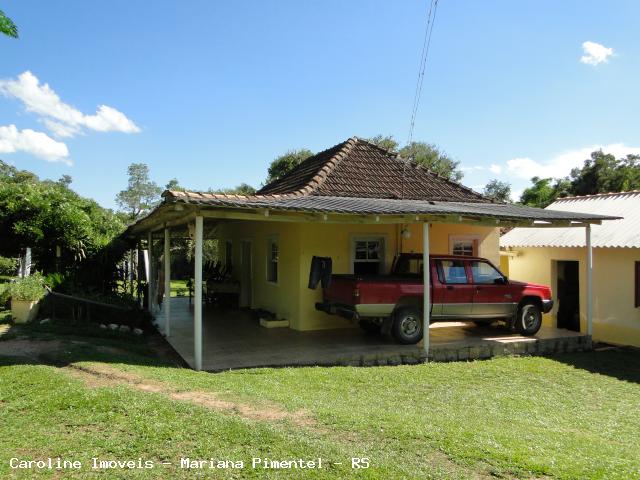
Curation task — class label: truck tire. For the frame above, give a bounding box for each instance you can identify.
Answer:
[392,307,423,344]
[515,302,542,335]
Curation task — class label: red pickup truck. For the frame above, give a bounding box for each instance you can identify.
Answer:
[316,253,553,344]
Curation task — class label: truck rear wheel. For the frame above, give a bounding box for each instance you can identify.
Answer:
[515,302,542,335]
[392,307,423,344]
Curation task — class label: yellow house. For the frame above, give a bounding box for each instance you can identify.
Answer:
[501,191,640,347]
[127,136,614,370]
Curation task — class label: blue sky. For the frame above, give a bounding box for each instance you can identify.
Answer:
[1,0,638,208]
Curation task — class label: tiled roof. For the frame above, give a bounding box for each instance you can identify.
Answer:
[256,137,489,202]
[162,191,618,223]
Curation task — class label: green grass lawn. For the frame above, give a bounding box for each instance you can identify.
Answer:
[0,327,639,479]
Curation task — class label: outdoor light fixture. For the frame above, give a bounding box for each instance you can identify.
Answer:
[401,228,411,239]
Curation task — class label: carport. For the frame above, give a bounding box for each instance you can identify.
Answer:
[127,191,614,371]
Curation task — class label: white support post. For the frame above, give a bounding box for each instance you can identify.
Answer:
[194,216,204,371]
[164,227,171,337]
[422,222,430,357]
[147,231,153,314]
[586,224,593,336]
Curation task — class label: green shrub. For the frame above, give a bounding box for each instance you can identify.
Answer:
[8,273,46,302]
[0,283,10,309]
[0,256,17,276]
[44,272,66,290]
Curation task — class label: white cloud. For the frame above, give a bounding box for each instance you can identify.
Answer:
[506,143,640,180]
[0,124,70,164]
[580,41,614,66]
[0,71,140,138]
[460,165,485,172]
[489,164,502,175]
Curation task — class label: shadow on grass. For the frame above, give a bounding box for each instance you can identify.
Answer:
[549,347,640,384]
[0,321,188,370]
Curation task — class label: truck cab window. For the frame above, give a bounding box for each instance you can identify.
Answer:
[439,259,468,284]
[470,261,503,284]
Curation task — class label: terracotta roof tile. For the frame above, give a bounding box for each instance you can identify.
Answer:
[256,137,489,203]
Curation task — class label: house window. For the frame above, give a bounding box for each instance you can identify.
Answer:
[353,237,384,275]
[225,240,232,273]
[635,261,640,308]
[449,235,479,257]
[267,237,278,283]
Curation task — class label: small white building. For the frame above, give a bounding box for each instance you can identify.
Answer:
[501,191,640,347]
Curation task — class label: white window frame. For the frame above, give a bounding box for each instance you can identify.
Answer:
[350,235,387,275]
[449,234,480,257]
[266,236,279,285]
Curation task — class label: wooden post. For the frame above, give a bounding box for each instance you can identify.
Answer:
[586,224,593,336]
[147,231,153,314]
[422,222,430,357]
[164,227,171,337]
[194,216,204,371]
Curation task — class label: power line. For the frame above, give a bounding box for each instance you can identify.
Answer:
[407,0,439,146]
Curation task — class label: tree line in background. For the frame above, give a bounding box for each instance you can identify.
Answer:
[0,161,126,274]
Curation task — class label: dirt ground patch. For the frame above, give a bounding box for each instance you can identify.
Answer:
[65,363,314,426]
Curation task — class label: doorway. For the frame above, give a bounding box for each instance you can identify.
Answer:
[239,241,252,308]
[556,261,580,331]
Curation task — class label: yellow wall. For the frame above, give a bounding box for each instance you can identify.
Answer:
[505,246,640,347]
[219,220,499,331]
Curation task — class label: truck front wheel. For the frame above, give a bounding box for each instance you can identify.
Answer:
[515,302,542,335]
[392,307,423,344]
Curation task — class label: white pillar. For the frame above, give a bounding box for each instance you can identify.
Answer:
[194,216,204,371]
[147,231,153,314]
[164,227,171,337]
[422,222,430,356]
[586,224,593,336]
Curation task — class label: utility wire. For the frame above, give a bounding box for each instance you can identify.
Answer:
[407,0,439,146]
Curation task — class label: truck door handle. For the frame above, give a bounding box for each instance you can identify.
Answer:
[446,286,454,290]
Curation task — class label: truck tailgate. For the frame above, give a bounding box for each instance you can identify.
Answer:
[323,275,359,305]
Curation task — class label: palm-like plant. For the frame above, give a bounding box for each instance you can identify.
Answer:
[0,9,18,38]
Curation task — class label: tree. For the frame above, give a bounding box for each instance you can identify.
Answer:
[115,163,162,219]
[519,150,640,207]
[519,177,571,208]
[0,9,18,38]
[0,162,125,272]
[483,179,511,203]
[215,183,256,196]
[58,175,72,187]
[265,149,314,184]
[398,142,463,182]
[367,134,399,153]
[569,151,640,196]
[165,178,183,191]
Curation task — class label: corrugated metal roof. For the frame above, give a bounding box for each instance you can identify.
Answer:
[164,191,617,222]
[501,191,640,248]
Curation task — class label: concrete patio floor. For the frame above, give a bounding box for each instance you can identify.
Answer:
[154,298,591,371]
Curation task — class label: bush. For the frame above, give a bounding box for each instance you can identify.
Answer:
[0,283,9,309]
[0,256,17,276]
[8,273,46,302]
